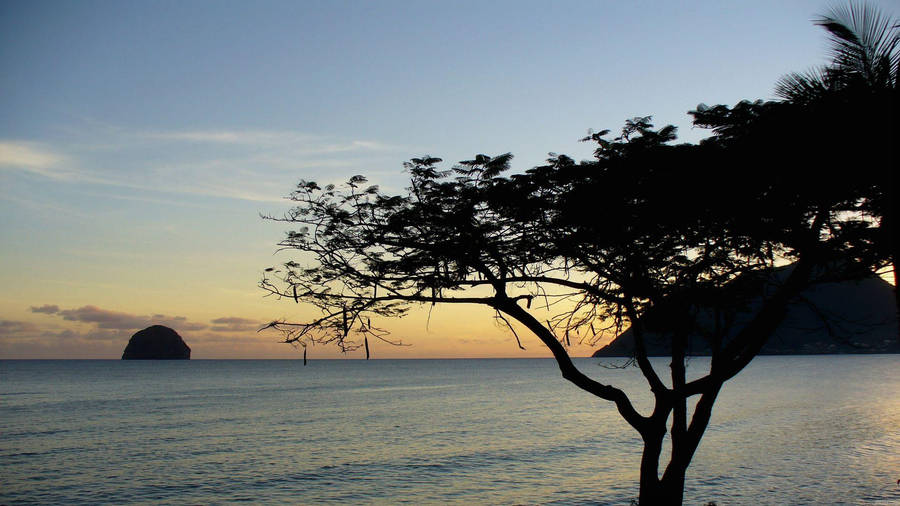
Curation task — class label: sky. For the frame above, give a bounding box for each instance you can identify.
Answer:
[2,0,897,359]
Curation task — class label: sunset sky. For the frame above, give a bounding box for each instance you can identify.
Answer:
[3,0,897,359]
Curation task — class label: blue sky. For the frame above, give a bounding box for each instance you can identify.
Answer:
[2,0,897,358]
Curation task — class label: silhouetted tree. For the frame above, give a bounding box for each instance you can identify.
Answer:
[774,1,899,333]
[261,113,882,502]
[261,5,896,500]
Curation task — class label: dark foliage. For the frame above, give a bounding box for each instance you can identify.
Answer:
[260,114,883,503]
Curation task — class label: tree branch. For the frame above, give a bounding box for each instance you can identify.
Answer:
[494,296,649,432]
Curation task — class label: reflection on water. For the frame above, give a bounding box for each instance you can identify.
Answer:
[1,356,898,504]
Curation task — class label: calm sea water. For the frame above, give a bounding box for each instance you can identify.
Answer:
[1,356,898,505]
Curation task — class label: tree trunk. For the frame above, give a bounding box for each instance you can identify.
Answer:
[637,436,663,504]
[638,475,684,504]
[658,457,688,505]
[637,387,723,504]
[636,440,691,505]
[637,427,687,505]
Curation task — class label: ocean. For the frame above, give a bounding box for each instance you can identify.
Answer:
[1,356,899,504]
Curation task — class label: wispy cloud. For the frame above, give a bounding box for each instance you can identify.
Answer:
[1,319,129,343]
[2,126,410,203]
[0,320,137,358]
[0,141,61,168]
[33,304,208,331]
[210,316,261,332]
[0,319,39,334]
[141,129,398,153]
[0,141,70,179]
[2,306,281,358]
[29,304,60,314]
[26,305,270,337]
[211,317,258,324]
[143,129,317,146]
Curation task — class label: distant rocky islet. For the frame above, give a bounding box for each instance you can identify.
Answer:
[122,325,191,360]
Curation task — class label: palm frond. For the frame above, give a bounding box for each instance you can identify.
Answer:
[813,2,900,89]
[774,67,831,102]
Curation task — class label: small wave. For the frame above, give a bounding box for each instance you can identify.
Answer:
[345,384,464,394]
[4,428,71,438]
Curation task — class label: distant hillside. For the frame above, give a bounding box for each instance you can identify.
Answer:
[592,269,899,357]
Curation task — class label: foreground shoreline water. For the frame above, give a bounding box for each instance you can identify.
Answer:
[2,356,899,504]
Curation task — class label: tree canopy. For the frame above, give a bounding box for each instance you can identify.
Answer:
[261,115,885,503]
[696,0,898,327]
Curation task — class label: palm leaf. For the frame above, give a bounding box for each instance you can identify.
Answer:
[774,67,831,102]
[813,2,899,89]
